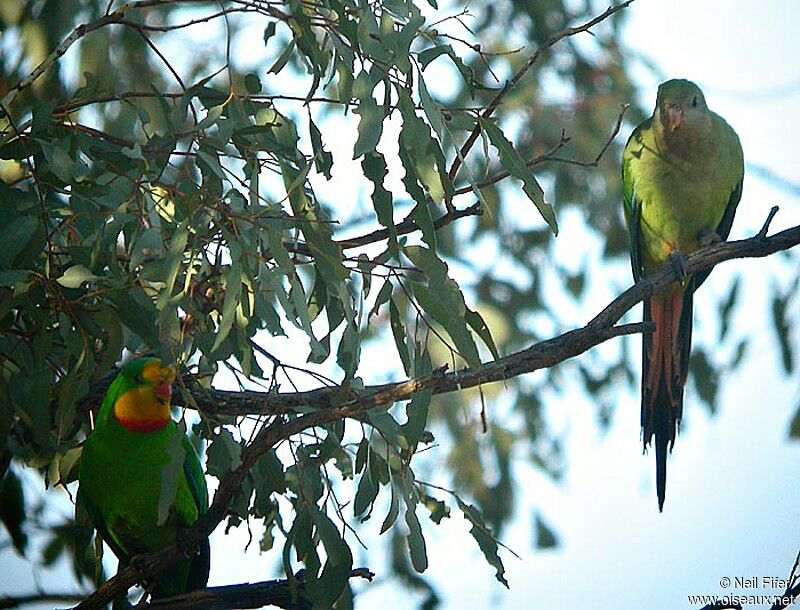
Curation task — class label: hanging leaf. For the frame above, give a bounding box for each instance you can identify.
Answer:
[478,116,557,234]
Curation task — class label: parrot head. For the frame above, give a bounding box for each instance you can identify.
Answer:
[112,358,176,433]
[655,79,708,135]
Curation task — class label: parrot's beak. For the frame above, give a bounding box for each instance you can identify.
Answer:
[142,361,176,404]
[664,104,683,131]
[154,381,173,402]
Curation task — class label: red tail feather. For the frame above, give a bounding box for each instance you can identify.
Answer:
[642,287,691,511]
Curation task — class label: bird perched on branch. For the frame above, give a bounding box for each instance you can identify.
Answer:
[78,357,210,598]
[622,79,744,510]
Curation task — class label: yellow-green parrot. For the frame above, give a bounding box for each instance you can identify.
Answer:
[78,358,210,598]
[622,79,744,510]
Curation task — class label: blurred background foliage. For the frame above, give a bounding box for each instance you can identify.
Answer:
[0,0,797,607]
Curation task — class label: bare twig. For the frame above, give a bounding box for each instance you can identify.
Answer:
[445,1,635,186]
[452,103,628,197]
[758,205,779,238]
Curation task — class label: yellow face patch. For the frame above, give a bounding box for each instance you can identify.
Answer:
[141,360,176,386]
[114,361,176,431]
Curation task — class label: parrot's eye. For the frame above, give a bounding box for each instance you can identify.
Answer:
[691,96,699,108]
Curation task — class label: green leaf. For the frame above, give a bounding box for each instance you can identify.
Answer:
[212,258,243,352]
[196,149,227,183]
[398,91,450,205]
[309,117,333,179]
[280,161,348,287]
[403,389,431,448]
[380,482,400,534]
[478,116,557,234]
[719,277,740,342]
[155,222,189,311]
[423,493,450,524]
[206,428,243,479]
[307,508,353,608]
[336,319,360,381]
[691,349,719,413]
[465,308,500,361]
[369,280,393,320]
[158,433,186,526]
[361,151,396,243]
[534,512,559,549]
[355,437,368,474]
[268,39,295,74]
[56,265,97,288]
[130,227,164,269]
[353,467,378,520]
[0,216,39,266]
[417,46,450,68]
[263,234,325,359]
[262,22,277,45]
[771,284,796,374]
[112,286,159,349]
[353,81,383,158]
[789,405,800,440]
[194,103,225,132]
[38,140,76,182]
[244,72,262,94]
[456,498,508,587]
[418,44,474,89]
[406,246,481,368]
[404,495,428,572]
[0,469,28,556]
[389,299,411,375]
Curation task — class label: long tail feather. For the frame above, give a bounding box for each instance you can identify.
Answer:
[642,284,693,511]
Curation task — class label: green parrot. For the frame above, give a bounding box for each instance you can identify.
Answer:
[78,357,210,598]
[622,79,744,510]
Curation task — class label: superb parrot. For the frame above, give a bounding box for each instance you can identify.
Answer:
[78,357,210,598]
[622,79,744,510]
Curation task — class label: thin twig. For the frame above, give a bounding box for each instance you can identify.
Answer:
[445,1,635,187]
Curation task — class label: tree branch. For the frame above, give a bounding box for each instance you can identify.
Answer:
[0,592,86,609]
[451,103,629,197]
[143,569,374,610]
[72,217,800,610]
[446,0,635,188]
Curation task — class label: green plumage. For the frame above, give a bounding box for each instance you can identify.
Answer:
[78,358,209,598]
[622,79,744,510]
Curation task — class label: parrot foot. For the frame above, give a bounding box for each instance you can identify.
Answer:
[175,528,200,558]
[697,227,722,247]
[667,250,689,281]
[127,554,157,598]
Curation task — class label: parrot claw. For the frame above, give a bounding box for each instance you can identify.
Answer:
[667,250,690,281]
[128,553,156,597]
[698,227,722,247]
